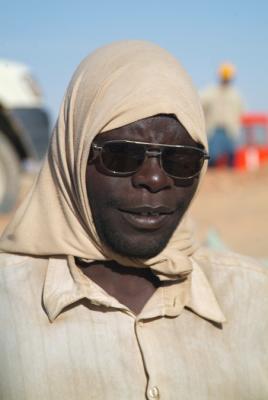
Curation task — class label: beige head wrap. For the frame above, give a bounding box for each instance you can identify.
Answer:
[0,40,207,280]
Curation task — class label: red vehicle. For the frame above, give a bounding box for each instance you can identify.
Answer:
[234,113,268,170]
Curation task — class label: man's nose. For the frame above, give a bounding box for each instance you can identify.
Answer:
[131,156,172,193]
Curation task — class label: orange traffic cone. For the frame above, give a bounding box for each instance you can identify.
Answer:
[235,146,260,171]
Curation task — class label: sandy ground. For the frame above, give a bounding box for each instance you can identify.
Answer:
[0,167,267,259]
[191,166,268,259]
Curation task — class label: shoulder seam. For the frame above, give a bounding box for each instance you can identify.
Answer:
[195,254,268,276]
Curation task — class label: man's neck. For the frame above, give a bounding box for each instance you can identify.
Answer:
[76,259,160,315]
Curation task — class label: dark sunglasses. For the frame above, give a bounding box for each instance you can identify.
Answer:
[88,140,209,179]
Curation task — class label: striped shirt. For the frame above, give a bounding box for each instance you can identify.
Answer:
[0,248,267,399]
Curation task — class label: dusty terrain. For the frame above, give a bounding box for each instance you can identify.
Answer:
[0,167,267,260]
[191,166,268,259]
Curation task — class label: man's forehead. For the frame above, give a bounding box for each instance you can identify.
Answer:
[94,115,196,146]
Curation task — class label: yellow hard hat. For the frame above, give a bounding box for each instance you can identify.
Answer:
[218,62,236,81]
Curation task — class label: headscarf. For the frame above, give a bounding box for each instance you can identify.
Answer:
[0,40,207,280]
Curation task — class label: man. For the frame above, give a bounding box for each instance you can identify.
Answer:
[0,41,267,400]
[201,63,244,166]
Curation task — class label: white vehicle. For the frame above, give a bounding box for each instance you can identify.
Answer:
[0,60,50,213]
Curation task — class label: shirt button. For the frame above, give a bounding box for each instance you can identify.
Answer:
[148,386,160,398]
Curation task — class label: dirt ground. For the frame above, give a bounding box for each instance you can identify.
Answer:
[0,167,267,259]
[191,166,268,259]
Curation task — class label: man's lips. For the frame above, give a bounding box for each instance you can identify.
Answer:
[118,205,175,215]
[118,205,176,231]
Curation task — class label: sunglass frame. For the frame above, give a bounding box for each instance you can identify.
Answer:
[89,139,210,180]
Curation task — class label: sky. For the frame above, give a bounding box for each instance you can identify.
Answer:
[1,0,268,122]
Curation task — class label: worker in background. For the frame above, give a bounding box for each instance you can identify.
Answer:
[200,63,244,167]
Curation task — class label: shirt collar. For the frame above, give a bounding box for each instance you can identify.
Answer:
[187,258,226,323]
[43,255,226,324]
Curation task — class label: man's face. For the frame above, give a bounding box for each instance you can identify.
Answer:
[86,115,200,259]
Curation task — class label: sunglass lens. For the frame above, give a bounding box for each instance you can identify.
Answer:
[102,142,145,174]
[162,147,204,178]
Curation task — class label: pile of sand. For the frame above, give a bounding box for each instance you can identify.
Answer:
[0,167,267,259]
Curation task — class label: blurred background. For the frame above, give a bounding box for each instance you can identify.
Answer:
[0,0,267,262]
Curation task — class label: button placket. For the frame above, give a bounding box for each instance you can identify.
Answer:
[135,319,161,399]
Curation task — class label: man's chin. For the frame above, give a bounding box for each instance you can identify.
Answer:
[93,212,179,259]
[105,235,170,259]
